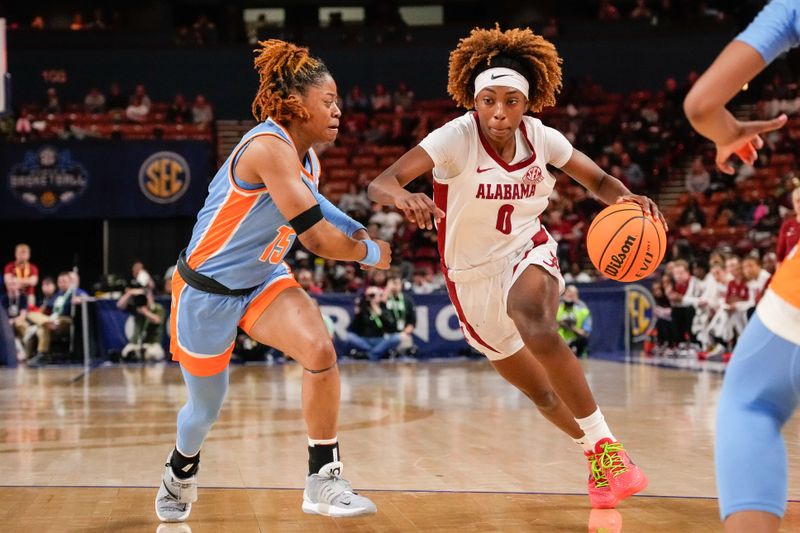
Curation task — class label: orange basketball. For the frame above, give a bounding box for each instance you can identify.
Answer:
[586,203,667,282]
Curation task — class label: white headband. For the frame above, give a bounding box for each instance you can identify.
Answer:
[473,67,529,99]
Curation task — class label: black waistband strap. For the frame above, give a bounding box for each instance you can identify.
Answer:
[177,249,259,297]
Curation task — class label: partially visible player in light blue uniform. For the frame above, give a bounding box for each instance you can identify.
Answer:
[685,1,800,531]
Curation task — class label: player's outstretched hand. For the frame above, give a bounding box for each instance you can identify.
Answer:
[373,239,392,270]
[616,194,668,231]
[395,192,445,230]
[715,114,788,175]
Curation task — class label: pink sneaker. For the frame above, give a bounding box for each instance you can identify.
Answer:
[594,438,648,501]
[585,451,618,509]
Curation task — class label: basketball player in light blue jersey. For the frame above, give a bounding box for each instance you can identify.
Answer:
[155,39,391,522]
[685,1,799,531]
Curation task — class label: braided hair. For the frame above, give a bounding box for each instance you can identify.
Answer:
[447,25,562,113]
[251,39,331,123]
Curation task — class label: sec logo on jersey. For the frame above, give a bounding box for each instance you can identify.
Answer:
[523,165,543,185]
[139,151,191,204]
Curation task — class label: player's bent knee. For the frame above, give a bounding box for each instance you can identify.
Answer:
[300,337,337,371]
[528,389,560,412]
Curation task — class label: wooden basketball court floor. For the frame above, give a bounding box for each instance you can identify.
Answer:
[1,359,799,532]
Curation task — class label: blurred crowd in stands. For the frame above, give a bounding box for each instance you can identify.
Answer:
[4,46,800,366]
[5,83,214,142]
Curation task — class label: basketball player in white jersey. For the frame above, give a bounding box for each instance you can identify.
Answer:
[369,26,666,508]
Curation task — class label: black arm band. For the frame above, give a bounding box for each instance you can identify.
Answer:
[289,204,324,235]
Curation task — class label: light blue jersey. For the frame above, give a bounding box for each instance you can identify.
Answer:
[184,118,364,290]
[737,0,800,64]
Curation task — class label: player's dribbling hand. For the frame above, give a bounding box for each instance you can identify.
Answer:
[616,194,668,231]
[715,114,788,175]
[373,239,392,270]
[395,192,445,230]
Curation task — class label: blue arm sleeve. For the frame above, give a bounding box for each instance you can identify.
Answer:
[317,192,366,237]
[736,0,800,64]
[300,175,366,237]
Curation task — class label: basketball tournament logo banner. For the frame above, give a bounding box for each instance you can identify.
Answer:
[7,146,89,212]
[138,151,191,204]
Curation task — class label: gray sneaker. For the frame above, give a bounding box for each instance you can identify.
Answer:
[302,462,377,517]
[155,455,198,522]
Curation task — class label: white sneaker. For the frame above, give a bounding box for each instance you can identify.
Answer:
[155,454,198,522]
[302,462,377,517]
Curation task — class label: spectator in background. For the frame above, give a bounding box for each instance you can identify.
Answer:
[83,87,106,113]
[43,87,61,114]
[392,82,415,111]
[12,276,56,360]
[557,285,592,357]
[598,0,621,20]
[163,264,175,296]
[295,268,323,295]
[117,283,165,362]
[370,83,392,113]
[25,272,75,366]
[192,14,218,45]
[411,268,435,294]
[685,156,710,194]
[338,182,371,221]
[762,252,778,275]
[694,262,729,351]
[369,205,404,241]
[630,0,653,20]
[130,84,152,109]
[362,117,389,145]
[125,95,150,123]
[677,195,706,229]
[345,286,401,361]
[167,93,192,123]
[621,152,646,193]
[191,94,214,126]
[4,244,39,315]
[742,255,770,315]
[131,260,154,290]
[70,12,85,31]
[175,26,191,46]
[31,16,45,30]
[344,85,369,113]
[107,82,127,111]
[15,109,33,142]
[777,188,800,262]
[384,272,417,355]
[707,256,749,356]
[88,8,106,30]
[666,259,698,344]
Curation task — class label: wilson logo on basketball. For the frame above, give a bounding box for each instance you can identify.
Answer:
[523,165,543,184]
[604,235,637,277]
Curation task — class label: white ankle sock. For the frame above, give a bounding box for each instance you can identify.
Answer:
[308,436,338,446]
[573,436,594,454]
[575,408,614,449]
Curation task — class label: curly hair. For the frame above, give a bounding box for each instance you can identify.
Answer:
[251,39,331,123]
[447,25,562,113]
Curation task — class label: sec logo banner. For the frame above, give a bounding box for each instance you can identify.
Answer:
[627,284,655,343]
[139,151,190,204]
